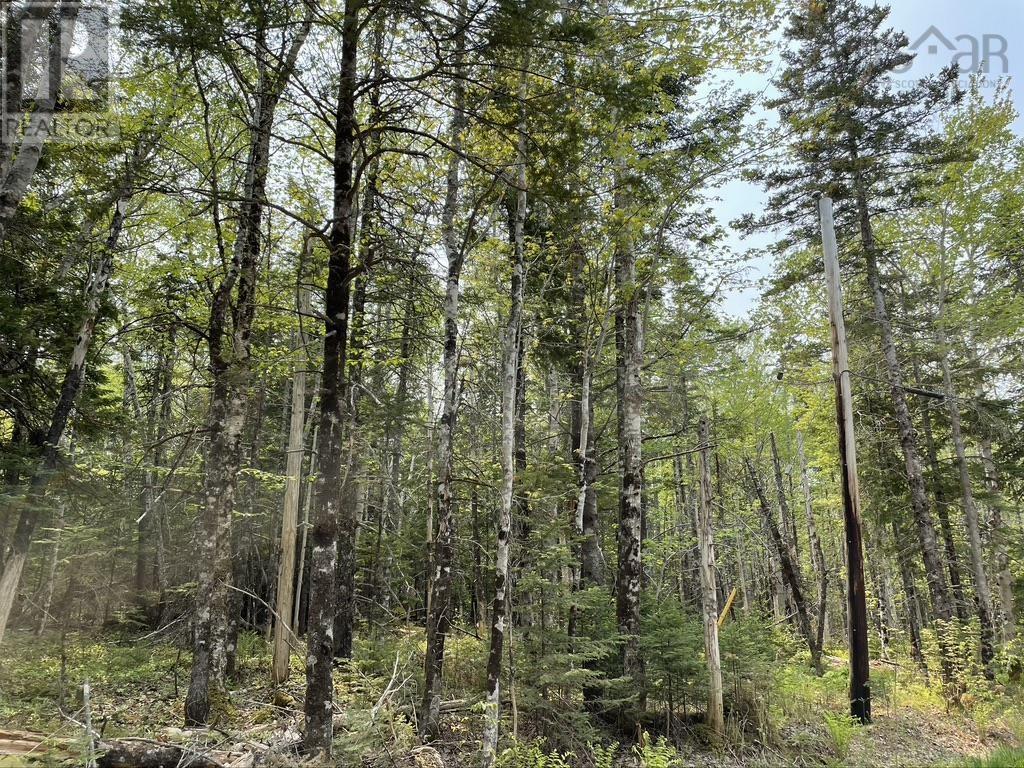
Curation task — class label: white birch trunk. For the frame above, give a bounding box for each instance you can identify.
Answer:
[421,19,468,730]
[481,61,528,768]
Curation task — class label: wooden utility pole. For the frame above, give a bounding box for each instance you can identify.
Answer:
[819,196,870,723]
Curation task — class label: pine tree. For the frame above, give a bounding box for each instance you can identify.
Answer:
[748,0,965,659]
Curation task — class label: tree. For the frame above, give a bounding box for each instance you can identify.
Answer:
[271,259,312,686]
[480,52,529,768]
[162,1,312,725]
[0,133,154,646]
[750,0,963,646]
[747,457,823,676]
[420,0,470,736]
[303,0,360,752]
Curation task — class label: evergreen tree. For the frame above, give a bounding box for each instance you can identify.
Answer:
[747,0,968,667]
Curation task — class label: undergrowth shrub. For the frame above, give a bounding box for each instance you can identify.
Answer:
[633,733,681,767]
[822,711,857,760]
[587,742,618,768]
[997,636,1024,683]
[332,638,422,767]
[711,619,781,746]
[495,739,573,768]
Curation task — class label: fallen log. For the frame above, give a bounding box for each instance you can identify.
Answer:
[0,730,249,767]
[96,739,225,768]
[0,729,75,761]
[0,731,52,751]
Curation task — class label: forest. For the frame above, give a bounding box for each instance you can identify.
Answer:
[1,0,1023,765]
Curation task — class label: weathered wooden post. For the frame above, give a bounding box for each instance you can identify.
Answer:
[818,195,871,723]
[272,279,311,686]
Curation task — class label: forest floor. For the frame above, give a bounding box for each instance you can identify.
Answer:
[1,628,1023,767]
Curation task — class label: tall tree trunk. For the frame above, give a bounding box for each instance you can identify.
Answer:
[333,22,389,645]
[188,97,271,727]
[891,520,927,671]
[512,326,530,627]
[303,0,357,752]
[770,434,802,596]
[293,419,319,634]
[481,63,527,767]
[472,487,485,632]
[151,339,175,620]
[980,438,1015,641]
[186,17,310,725]
[567,275,606,705]
[696,419,723,736]
[35,501,65,636]
[613,161,645,708]
[672,454,694,607]
[852,175,953,626]
[736,528,750,615]
[917,365,969,622]
[676,376,697,609]
[747,459,823,675]
[227,388,267,680]
[546,369,568,619]
[713,450,729,613]
[333,270,368,659]
[185,328,250,725]
[939,342,995,675]
[762,502,786,622]
[569,249,607,600]
[866,543,890,656]
[124,348,155,603]
[380,290,415,616]
[424,376,436,623]
[420,15,468,735]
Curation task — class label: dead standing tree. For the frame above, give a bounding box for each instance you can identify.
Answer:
[746,457,823,677]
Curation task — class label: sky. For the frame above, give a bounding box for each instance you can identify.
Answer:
[713,0,1024,319]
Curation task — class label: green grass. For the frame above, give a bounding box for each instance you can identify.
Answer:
[957,746,1024,767]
